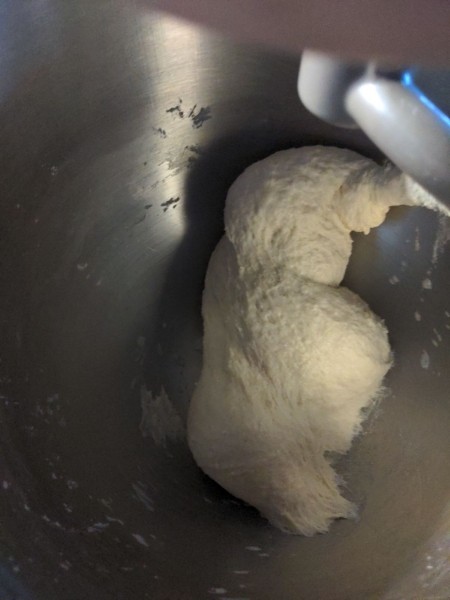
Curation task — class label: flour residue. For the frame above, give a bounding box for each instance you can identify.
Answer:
[140,386,184,446]
[208,588,227,595]
[433,328,442,343]
[432,213,450,264]
[132,481,154,512]
[420,351,430,370]
[131,533,149,547]
[414,227,421,252]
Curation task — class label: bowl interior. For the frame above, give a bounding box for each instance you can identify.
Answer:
[0,4,449,600]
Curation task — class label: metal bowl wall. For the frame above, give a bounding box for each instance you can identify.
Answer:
[0,3,449,599]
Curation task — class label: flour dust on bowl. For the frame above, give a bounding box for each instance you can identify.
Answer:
[0,3,449,600]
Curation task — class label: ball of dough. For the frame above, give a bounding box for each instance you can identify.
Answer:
[188,146,400,535]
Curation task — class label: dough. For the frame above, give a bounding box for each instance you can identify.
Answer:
[188,146,412,536]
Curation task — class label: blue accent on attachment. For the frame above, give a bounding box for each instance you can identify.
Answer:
[402,70,450,129]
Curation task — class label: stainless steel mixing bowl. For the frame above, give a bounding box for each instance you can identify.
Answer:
[1,3,449,599]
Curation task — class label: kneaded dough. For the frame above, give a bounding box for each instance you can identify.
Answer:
[188,146,411,536]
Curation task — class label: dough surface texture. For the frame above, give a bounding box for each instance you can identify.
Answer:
[188,146,410,535]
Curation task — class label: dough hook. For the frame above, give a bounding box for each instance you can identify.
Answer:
[298,50,450,205]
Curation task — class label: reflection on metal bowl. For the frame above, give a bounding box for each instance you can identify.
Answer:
[0,3,449,599]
